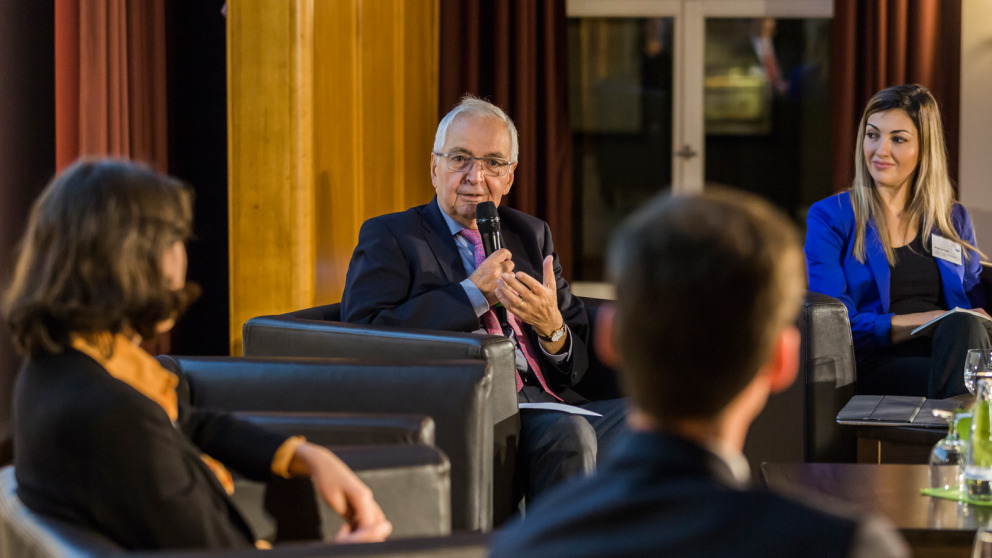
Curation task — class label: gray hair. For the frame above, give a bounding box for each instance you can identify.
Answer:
[434,95,519,163]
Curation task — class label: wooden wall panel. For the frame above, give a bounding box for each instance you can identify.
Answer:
[312,0,438,305]
[227,0,314,354]
[313,1,361,304]
[402,1,442,210]
[228,0,437,353]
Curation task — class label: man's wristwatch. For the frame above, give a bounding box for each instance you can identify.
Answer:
[538,323,566,343]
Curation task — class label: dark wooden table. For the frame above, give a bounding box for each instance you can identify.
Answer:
[762,463,989,558]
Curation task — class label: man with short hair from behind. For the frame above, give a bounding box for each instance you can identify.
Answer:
[490,188,909,557]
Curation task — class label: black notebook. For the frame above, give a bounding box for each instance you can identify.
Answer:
[836,395,963,427]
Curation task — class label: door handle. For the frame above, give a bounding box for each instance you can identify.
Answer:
[675,144,698,160]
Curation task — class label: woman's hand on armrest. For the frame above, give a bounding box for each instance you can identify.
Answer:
[890,310,954,344]
[288,442,393,543]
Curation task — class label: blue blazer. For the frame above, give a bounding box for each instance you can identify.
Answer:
[805,192,985,354]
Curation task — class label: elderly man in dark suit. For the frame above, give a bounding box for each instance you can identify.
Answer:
[490,189,910,557]
[341,96,625,504]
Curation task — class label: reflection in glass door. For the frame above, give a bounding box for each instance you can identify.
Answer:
[567,0,833,282]
[569,17,674,280]
[703,17,832,224]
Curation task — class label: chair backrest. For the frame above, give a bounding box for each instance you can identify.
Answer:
[0,466,124,558]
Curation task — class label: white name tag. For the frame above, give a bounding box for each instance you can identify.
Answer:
[932,234,963,265]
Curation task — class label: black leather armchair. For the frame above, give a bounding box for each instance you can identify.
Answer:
[161,355,498,533]
[242,309,519,530]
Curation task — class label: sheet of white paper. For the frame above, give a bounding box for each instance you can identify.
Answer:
[518,402,602,417]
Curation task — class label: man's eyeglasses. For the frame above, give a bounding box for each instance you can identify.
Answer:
[433,151,514,177]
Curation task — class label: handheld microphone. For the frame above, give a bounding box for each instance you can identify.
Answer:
[475,201,503,256]
[475,201,508,327]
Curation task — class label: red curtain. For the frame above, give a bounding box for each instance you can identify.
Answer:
[439,0,575,277]
[55,0,171,354]
[55,0,168,173]
[830,0,961,194]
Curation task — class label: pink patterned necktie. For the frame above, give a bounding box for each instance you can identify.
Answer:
[458,229,560,401]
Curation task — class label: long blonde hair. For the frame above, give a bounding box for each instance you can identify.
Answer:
[850,84,983,264]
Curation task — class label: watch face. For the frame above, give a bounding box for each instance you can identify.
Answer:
[549,327,565,342]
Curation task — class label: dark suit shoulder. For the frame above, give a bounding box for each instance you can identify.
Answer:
[491,433,905,558]
[362,203,432,228]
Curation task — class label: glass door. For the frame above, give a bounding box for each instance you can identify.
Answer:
[567,0,832,281]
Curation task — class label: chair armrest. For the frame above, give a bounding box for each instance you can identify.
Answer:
[230,411,435,447]
[744,292,858,474]
[157,356,494,532]
[800,291,857,462]
[233,444,451,542]
[0,466,126,557]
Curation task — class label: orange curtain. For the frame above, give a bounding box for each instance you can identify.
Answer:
[55,0,171,354]
[55,0,168,173]
[830,0,961,194]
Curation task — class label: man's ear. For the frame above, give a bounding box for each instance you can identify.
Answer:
[594,303,621,368]
[503,163,516,195]
[766,325,800,393]
[430,153,439,188]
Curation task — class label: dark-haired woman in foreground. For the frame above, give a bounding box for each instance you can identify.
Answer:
[3,159,391,550]
[805,84,990,398]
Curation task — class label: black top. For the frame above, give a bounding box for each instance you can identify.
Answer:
[889,231,946,315]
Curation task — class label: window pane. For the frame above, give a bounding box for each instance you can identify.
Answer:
[704,18,832,224]
[569,17,674,280]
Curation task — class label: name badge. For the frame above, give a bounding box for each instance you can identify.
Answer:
[932,234,963,265]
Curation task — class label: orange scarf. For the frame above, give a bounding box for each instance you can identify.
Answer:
[71,333,234,494]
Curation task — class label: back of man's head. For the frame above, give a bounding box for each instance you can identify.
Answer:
[607,188,805,422]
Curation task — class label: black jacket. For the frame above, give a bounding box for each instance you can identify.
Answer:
[14,349,287,550]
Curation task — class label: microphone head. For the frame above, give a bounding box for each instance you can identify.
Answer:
[476,201,500,234]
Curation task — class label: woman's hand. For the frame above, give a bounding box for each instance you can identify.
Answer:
[970,308,992,320]
[890,310,953,344]
[288,443,392,543]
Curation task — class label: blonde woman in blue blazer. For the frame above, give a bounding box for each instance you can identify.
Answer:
[805,84,989,398]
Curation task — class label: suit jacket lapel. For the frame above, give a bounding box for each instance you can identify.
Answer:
[501,227,535,278]
[422,197,467,284]
[865,220,891,313]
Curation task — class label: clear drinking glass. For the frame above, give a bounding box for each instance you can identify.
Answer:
[965,349,992,396]
[930,409,968,490]
[966,379,992,500]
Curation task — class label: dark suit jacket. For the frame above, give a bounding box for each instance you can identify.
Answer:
[490,431,909,558]
[13,349,288,550]
[342,198,589,396]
